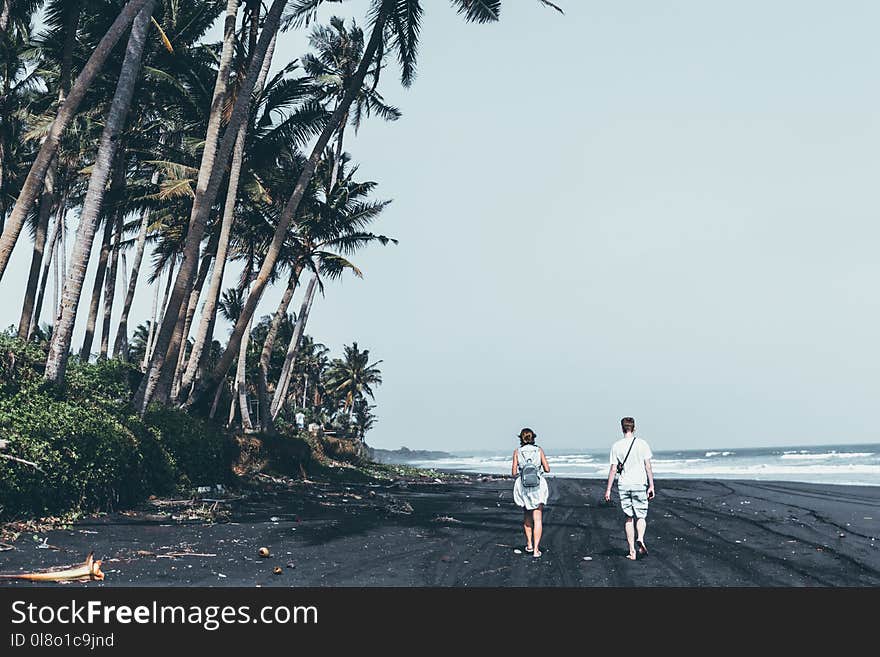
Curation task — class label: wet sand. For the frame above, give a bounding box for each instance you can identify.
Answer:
[1,475,878,586]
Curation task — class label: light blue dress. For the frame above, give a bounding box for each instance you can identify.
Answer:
[513,444,549,510]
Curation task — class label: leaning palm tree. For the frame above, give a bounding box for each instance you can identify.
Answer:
[267,149,394,424]
[44,0,158,385]
[16,0,81,340]
[134,0,289,412]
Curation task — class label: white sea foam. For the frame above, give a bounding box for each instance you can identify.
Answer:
[779,452,874,461]
[411,445,880,485]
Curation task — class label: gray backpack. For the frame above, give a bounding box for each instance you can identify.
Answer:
[519,446,541,488]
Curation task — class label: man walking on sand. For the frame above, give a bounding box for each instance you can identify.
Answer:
[604,417,655,560]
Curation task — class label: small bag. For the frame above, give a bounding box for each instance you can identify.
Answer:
[519,447,541,488]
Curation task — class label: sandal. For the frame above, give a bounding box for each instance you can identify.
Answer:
[533,549,542,558]
[637,540,648,556]
[525,546,533,553]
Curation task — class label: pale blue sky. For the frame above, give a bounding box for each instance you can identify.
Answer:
[3,1,879,453]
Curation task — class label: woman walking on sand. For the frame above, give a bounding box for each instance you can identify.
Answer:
[512,428,551,557]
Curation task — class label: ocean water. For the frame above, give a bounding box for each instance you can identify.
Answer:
[410,443,880,486]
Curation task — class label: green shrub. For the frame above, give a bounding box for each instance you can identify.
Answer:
[0,387,145,518]
[143,406,234,488]
[0,333,234,520]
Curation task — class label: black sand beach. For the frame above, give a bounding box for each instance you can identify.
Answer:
[1,475,878,587]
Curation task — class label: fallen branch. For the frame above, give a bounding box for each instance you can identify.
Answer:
[0,453,45,473]
[0,542,14,552]
[156,552,217,559]
[0,552,104,582]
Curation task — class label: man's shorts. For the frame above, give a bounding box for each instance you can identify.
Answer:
[619,487,649,519]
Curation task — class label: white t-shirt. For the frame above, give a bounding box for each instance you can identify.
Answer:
[609,436,653,489]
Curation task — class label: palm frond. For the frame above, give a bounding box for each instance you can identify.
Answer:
[451,0,502,24]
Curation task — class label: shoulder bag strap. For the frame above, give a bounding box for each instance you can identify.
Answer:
[620,436,638,469]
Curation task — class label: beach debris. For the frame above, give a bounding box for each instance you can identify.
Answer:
[387,500,414,515]
[156,552,216,559]
[0,452,45,473]
[270,516,280,522]
[217,573,227,578]
[258,547,270,558]
[368,491,377,498]
[479,566,509,576]
[273,566,283,575]
[514,549,523,555]
[35,537,60,550]
[440,555,452,562]
[0,542,14,552]
[0,552,104,582]
[432,515,461,524]
[287,562,296,569]
[838,533,846,539]
[583,556,593,561]
[136,550,155,557]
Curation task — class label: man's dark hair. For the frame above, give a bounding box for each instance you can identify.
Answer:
[621,417,635,433]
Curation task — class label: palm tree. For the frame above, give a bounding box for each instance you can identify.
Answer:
[44,0,157,385]
[303,15,401,189]
[134,0,288,412]
[176,4,293,398]
[115,0,226,360]
[0,0,153,279]
[267,149,395,423]
[325,341,382,417]
[16,0,81,339]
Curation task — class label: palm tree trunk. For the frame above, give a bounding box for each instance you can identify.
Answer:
[270,275,318,420]
[31,197,65,337]
[134,0,241,407]
[257,267,300,432]
[79,216,113,360]
[52,237,59,320]
[113,168,160,360]
[0,0,151,280]
[17,4,77,340]
[236,292,255,431]
[142,267,162,370]
[17,161,56,338]
[179,30,278,398]
[192,7,390,409]
[44,0,155,384]
[135,0,285,414]
[170,249,213,399]
[99,211,123,358]
[329,111,347,191]
[150,259,175,359]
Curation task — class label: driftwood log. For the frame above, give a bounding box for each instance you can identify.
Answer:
[0,552,105,582]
